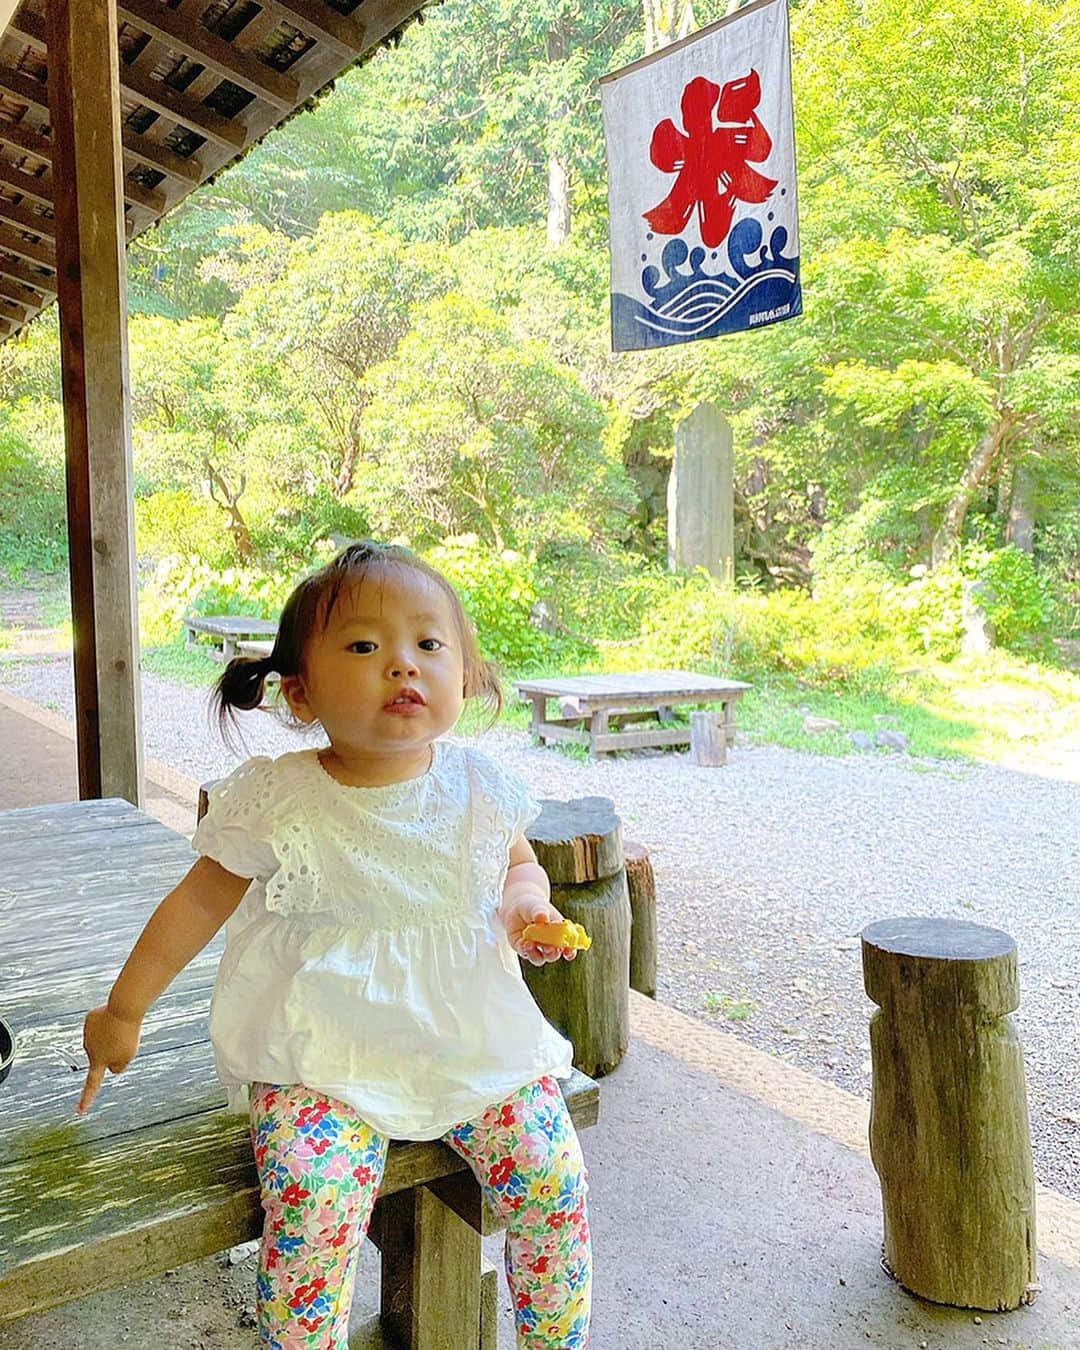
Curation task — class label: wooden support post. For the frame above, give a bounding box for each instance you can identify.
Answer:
[624,841,657,998]
[369,1185,482,1349]
[587,708,609,759]
[525,797,630,1076]
[690,710,726,766]
[47,0,144,805]
[862,917,1038,1311]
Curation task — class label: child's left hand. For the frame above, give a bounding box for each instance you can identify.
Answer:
[504,903,579,966]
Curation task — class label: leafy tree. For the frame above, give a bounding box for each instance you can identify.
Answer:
[352,292,636,552]
[222,213,445,498]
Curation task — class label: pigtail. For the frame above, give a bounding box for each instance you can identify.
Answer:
[212,655,275,745]
[464,654,504,731]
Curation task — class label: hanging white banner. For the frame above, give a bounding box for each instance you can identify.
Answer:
[600,0,801,352]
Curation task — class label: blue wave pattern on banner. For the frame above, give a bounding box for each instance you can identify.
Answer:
[612,216,801,350]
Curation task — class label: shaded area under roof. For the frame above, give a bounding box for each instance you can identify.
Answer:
[0,0,431,342]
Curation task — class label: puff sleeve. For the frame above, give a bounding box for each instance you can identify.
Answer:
[467,745,545,901]
[500,765,542,845]
[191,756,280,881]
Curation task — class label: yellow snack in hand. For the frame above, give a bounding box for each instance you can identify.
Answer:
[522,919,592,951]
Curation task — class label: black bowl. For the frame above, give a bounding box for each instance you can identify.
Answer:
[0,1016,14,1086]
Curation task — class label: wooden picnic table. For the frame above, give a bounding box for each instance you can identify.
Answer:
[515,670,751,759]
[183,614,277,662]
[0,799,598,1346]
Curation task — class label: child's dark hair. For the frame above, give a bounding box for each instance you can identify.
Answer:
[212,540,504,742]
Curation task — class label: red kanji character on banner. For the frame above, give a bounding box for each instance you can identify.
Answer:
[645,70,778,249]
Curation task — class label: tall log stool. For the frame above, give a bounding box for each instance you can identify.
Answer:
[862,917,1038,1311]
[524,797,631,1077]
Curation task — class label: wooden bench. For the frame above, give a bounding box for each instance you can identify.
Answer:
[183,614,277,662]
[0,799,599,1348]
[515,670,751,759]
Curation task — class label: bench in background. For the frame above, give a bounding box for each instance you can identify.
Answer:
[184,614,277,662]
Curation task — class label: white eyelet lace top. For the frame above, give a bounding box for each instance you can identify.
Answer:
[192,741,573,1140]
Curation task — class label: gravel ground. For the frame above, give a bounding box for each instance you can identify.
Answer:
[3,652,1080,1200]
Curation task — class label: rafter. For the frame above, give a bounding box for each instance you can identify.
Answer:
[0,221,55,269]
[263,0,367,58]
[122,129,203,185]
[0,196,55,239]
[119,64,247,152]
[0,64,50,116]
[121,176,166,213]
[0,275,42,308]
[0,160,53,208]
[118,0,299,111]
[7,9,248,153]
[0,255,55,296]
[0,118,52,163]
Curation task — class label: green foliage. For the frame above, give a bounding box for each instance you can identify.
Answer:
[139,559,298,648]
[606,569,904,695]
[0,421,67,580]
[135,490,234,569]
[968,546,1058,655]
[354,292,634,553]
[423,535,582,671]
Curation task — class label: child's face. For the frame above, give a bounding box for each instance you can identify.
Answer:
[283,567,466,757]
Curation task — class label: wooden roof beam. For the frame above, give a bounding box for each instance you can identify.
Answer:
[263,0,367,58]
[117,0,299,111]
[0,64,50,116]
[0,221,55,269]
[0,296,27,321]
[0,196,55,239]
[0,255,55,296]
[0,160,53,208]
[0,118,52,163]
[122,129,203,186]
[0,274,42,308]
[122,176,166,214]
[119,65,247,152]
[4,13,246,154]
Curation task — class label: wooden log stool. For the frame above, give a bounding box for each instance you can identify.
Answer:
[624,842,657,999]
[861,917,1038,1311]
[524,797,631,1077]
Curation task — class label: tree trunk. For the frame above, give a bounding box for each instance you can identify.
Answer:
[1006,460,1036,554]
[204,457,253,563]
[643,0,696,53]
[546,22,571,245]
[931,419,1010,568]
[547,155,571,246]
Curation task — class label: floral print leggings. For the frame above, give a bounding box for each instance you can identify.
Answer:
[249,1076,591,1349]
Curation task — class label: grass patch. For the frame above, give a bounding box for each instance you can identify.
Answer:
[494,657,1080,774]
[38,590,71,629]
[703,992,755,1021]
[140,639,221,688]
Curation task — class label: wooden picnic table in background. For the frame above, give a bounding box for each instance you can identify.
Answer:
[0,799,597,1346]
[184,614,277,662]
[515,670,751,759]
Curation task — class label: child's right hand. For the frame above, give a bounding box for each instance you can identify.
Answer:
[76,1005,142,1116]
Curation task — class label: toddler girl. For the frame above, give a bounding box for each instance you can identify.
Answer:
[77,540,591,1349]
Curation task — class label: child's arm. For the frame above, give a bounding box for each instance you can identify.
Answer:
[76,856,252,1116]
[497,836,578,966]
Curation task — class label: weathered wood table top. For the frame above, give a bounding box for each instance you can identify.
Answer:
[0,799,598,1334]
[515,670,750,706]
[183,614,278,638]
